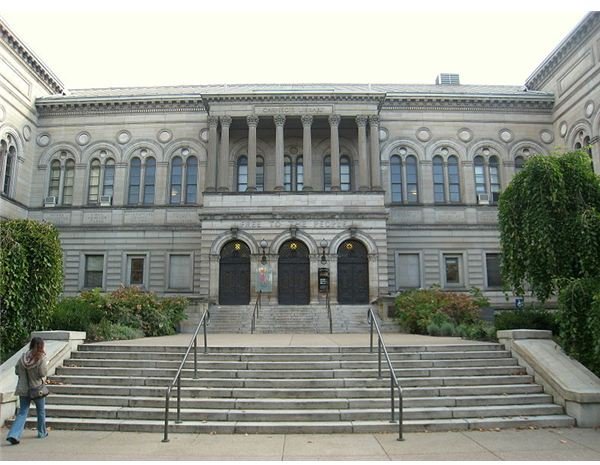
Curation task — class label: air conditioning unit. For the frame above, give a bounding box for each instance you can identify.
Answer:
[477,193,490,205]
[99,195,112,206]
[44,196,57,207]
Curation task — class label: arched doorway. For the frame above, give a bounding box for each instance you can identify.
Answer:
[337,239,369,304]
[278,240,310,305]
[219,240,250,305]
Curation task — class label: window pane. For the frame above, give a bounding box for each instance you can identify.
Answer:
[486,253,502,288]
[143,157,156,204]
[444,256,461,285]
[169,254,192,289]
[103,159,115,197]
[185,156,198,204]
[284,156,292,191]
[390,155,402,202]
[128,158,141,204]
[323,156,331,191]
[296,156,304,191]
[170,156,183,204]
[62,160,75,205]
[88,159,101,203]
[474,156,486,194]
[433,156,445,203]
[406,155,418,203]
[340,156,351,191]
[49,160,61,198]
[256,156,264,192]
[85,255,104,288]
[488,156,501,202]
[447,156,461,202]
[3,148,14,195]
[237,156,248,192]
[396,253,420,289]
[129,257,145,286]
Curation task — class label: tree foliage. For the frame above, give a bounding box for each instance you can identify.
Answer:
[498,150,600,302]
[0,219,64,361]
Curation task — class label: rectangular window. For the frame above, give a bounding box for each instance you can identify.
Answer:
[486,253,502,288]
[84,254,104,288]
[443,254,463,287]
[396,253,421,289]
[169,254,192,290]
[127,255,146,287]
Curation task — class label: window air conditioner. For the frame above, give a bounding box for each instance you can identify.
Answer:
[477,193,490,205]
[99,195,112,206]
[44,196,57,207]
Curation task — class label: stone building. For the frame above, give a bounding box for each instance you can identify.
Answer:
[1,12,599,326]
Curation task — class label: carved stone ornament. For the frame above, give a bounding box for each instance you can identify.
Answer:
[220,115,233,127]
[458,128,473,142]
[208,115,219,127]
[246,115,260,127]
[117,130,131,144]
[274,114,286,127]
[76,131,90,146]
[36,133,51,147]
[369,115,379,127]
[328,114,341,127]
[355,115,368,127]
[540,130,554,144]
[416,127,431,142]
[158,129,173,143]
[301,114,313,127]
[499,129,513,143]
[559,121,568,138]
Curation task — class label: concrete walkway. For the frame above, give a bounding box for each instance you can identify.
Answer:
[2,427,600,460]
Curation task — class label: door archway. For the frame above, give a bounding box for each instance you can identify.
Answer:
[219,240,250,305]
[337,239,369,304]
[278,239,310,305]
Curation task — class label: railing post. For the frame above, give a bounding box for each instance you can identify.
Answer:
[203,313,208,354]
[369,310,374,352]
[175,376,182,424]
[193,335,198,379]
[162,391,170,442]
[398,389,404,441]
[378,338,382,378]
[390,375,395,423]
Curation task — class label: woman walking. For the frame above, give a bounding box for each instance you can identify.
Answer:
[6,336,49,445]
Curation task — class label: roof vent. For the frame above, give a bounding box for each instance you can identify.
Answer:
[435,73,460,85]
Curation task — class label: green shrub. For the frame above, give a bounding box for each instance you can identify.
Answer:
[494,306,559,334]
[557,278,600,376]
[457,321,497,342]
[87,319,144,342]
[50,297,103,331]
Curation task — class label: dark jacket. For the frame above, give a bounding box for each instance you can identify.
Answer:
[14,351,48,397]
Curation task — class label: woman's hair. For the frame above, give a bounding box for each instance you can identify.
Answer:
[29,337,45,358]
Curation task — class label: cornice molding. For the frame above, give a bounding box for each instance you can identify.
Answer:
[0,18,64,94]
[525,12,600,91]
[382,95,554,113]
[203,92,387,105]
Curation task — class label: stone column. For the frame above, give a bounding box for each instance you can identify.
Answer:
[217,115,232,192]
[356,115,369,191]
[205,115,219,192]
[246,115,259,192]
[369,115,382,190]
[274,114,286,191]
[301,115,313,191]
[329,114,341,191]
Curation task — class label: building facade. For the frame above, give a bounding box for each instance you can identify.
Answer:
[1,13,599,317]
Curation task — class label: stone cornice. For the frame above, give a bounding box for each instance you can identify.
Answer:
[203,92,387,106]
[525,12,600,91]
[382,93,554,113]
[36,95,207,116]
[0,17,64,94]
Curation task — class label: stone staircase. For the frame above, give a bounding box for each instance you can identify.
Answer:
[182,304,397,333]
[25,342,574,434]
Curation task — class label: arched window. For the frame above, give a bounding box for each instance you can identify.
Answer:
[448,155,461,202]
[256,156,264,192]
[128,157,142,205]
[170,156,183,204]
[489,156,501,203]
[474,155,486,195]
[185,156,198,204]
[284,156,292,191]
[433,156,445,203]
[340,155,351,191]
[474,150,502,204]
[237,155,248,192]
[62,159,75,205]
[143,157,156,205]
[515,155,525,174]
[103,159,115,198]
[406,155,418,203]
[88,159,101,204]
[48,160,61,199]
[323,155,331,191]
[296,156,304,191]
[390,155,403,202]
[1,136,17,198]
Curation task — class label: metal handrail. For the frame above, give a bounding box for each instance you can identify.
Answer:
[326,292,332,334]
[367,308,404,441]
[162,308,210,442]
[250,290,262,334]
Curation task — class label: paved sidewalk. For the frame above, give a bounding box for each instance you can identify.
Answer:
[2,427,600,460]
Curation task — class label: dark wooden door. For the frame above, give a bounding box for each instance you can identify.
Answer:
[337,240,369,304]
[219,241,250,305]
[278,240,310,305]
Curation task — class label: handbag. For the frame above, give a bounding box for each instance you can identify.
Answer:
[25,365,49,399]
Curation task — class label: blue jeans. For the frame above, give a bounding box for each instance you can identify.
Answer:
[6,396,47,441]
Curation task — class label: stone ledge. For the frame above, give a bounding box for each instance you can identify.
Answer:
[498,329,600,427]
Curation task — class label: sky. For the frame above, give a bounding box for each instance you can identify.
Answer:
[0,1,597,90]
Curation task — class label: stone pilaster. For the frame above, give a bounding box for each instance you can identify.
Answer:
[369,115,382,190]
[301,114,313,191]
[356,115,369,191]
[329,114,341,191]
[274,114,286,191]
[246,115,259,192]
[217,115,232,192]
[205,115,219,192]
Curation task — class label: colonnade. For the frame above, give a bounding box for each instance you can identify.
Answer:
[204,114,382,192]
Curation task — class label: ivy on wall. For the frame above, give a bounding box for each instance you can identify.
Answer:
[0,219,64,361]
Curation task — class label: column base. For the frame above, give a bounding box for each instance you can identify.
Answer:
[302,186,314,191]
[330,186,341,192]
[217,187,230,192]
[246,186,257,192]
[273,186,284,191]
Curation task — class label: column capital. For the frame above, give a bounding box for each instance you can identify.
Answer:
[220,115,232,127]
[274,114,286,127]
[208,115,219,127]
[369,115,380,127]
[246,115,259,127]
[356,115,368,127]
[301,114,313,127]
[329,114,341,127]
